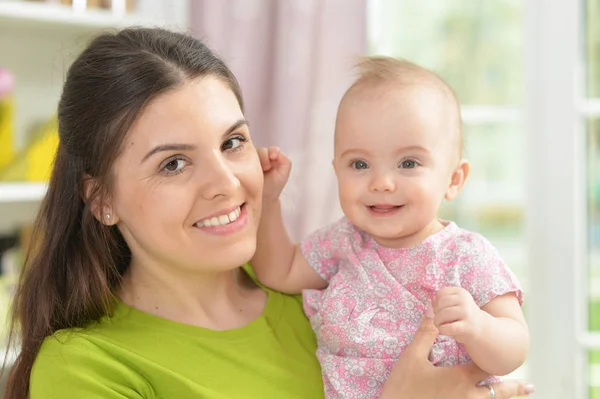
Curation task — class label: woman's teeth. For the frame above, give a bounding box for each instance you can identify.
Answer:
[196,207,241,227]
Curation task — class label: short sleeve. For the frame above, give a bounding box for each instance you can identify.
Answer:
[30,332,151,399]
[452,232,524,308]
[300,217,350,282]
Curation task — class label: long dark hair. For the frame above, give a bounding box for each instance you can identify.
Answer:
[3,27,243,399]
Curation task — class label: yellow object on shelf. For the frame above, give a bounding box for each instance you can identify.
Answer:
[26,118,59,181]
[0,68,15,172]
[0,116,59,182]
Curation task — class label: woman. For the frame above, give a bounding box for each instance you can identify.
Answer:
[3,27,534,399]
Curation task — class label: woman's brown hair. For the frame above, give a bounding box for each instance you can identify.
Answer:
[3,27,243,399]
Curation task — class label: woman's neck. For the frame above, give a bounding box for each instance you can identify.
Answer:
[119,260,266,331]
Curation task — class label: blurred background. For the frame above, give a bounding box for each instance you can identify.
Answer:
[0,0,596,398]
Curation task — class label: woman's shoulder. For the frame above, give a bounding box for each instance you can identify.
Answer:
[36,325,112,356]
[34,328,109,372]
[30,327,152,398]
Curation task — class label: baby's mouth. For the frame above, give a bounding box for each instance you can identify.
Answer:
[368,205,403,213]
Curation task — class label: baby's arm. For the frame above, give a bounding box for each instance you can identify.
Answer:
[469,293,529,375]
[252,197,327,294]
[432,230,529,377]
[251,147,327,294]
[432,288,528,376]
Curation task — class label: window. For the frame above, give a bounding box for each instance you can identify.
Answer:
[369,0,600,397]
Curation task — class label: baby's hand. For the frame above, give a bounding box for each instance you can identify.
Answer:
[431,287,484,344]
[257,146,292,202]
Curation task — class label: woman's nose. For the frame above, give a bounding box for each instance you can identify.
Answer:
[200,154,241,200]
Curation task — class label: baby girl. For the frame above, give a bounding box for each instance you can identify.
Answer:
[252,56,529,399]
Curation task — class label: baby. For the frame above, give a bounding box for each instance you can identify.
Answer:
[252,56,529,399]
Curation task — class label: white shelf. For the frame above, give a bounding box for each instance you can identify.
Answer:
[0,1,177,31]
[0,183,46,234]
[0,183,47,203]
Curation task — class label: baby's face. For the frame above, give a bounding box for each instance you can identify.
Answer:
[333,84,464,248]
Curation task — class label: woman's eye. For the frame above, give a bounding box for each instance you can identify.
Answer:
[222,135,247,152]
[162,158,187,174]
[399,160,418,169]
[351,160,369,170]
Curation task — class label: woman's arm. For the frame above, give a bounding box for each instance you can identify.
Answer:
[379,315,535,399]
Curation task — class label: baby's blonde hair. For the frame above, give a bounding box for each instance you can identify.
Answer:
[339,56,463,155]
[354,56,430,83]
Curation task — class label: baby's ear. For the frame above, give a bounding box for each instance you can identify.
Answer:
[444,160,470,201]
[83,175,118,226]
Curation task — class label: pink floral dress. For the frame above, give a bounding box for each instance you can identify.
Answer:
[301,217,523,399]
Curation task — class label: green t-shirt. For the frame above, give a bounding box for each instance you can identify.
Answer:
[30,280,324,398]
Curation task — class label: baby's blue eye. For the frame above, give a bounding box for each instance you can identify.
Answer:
[351,160,369,170]
[399,160,417,169]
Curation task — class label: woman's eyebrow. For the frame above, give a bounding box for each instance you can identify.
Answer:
[141,119,249,163]
[222,119,249,139]
[142,143,196,163]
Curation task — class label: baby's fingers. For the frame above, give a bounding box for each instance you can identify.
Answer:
[267,146,292,175]
[257,147,273,172]
[268,146,282,161]
[433,305,463,328]
[436,320,467,337]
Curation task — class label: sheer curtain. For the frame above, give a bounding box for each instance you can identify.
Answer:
[190,0,367,239]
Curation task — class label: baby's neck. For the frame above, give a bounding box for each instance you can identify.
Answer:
[371,219,446,249]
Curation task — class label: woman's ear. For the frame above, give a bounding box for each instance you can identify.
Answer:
[444,160,470,201]
[83,175,119,226]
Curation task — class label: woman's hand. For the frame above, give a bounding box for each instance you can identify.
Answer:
[379,315,535,399]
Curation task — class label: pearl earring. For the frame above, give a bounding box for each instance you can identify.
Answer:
[105,214,112,220]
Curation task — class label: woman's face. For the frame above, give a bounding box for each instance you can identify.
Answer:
[109,76,263,274]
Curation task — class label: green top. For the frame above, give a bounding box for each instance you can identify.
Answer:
[30,270,324,398]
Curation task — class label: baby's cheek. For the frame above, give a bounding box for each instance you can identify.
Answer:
[338,190,358,217]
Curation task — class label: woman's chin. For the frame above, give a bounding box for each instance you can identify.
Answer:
[203,238,257,271]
